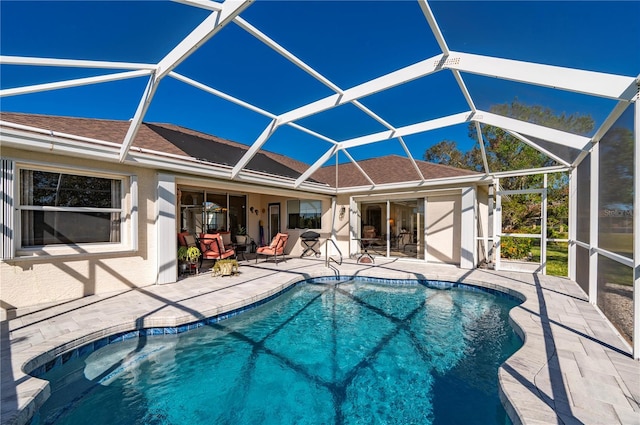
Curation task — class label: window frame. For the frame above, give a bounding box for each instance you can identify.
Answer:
[14,162,135,257]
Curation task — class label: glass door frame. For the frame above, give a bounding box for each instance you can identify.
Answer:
[268,202,281,243]
[356,198,425,260]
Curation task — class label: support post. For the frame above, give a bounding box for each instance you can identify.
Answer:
[633,97,639,360]
[589,142,599,305]
[568,167,577,281]
[460,187,476,269]
[541,174,548,274]
[157,173,177,284]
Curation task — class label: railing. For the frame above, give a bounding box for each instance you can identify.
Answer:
[325,238,343,267]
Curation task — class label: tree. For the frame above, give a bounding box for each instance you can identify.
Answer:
[423,140,483,171]
[424,99,595,234]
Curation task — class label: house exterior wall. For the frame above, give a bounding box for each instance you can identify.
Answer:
[266,194,334,258]
[1,147,487,310]
[426,193,462,264]
[333,193,351,257]
[157,173,177,285]
[1,148,158,309]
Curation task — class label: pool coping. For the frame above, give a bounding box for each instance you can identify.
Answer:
[1,260,639,424]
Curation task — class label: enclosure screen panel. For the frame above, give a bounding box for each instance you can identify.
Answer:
[598,108,633,259]
[597,255,633,344]
[576,153,590,244]
[575,245,589,296]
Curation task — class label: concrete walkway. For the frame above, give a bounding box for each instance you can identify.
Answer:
[1,258,638,424]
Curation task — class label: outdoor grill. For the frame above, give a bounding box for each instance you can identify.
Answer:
[300,231,321,258]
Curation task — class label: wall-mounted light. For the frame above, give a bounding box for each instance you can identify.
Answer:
[339,206,346,220]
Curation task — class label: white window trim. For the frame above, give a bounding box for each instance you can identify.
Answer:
[13,162,137,258]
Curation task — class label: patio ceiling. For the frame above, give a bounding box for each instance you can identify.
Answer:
[1,0,638,192]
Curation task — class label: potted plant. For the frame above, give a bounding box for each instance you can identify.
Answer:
[235,225,248,245]
[178,245,201,275]
[213,258,239,276]
[186,246,201,263]
[177,246,190,274]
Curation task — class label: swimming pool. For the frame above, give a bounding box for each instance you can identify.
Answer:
[33,277,522,424]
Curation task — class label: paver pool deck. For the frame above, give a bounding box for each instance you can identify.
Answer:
[1,258,639,425]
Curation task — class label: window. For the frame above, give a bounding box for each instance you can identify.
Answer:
[178,188,247,237]
[287,199,322,229]
[19,168,124,247]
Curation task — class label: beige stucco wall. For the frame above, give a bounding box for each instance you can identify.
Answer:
[1,148,158,310]
[426,194,461,264]
[254,194,335,258]
[333,193,352,256]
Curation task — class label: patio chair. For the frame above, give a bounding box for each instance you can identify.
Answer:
[178,231,192,247]
[178,232,201,257]
[183,234,198,249]
[362,225,376,239]
[255,233,289,264]
[199,233,236,266]
[219,231,232,249]
[361,225,384,251]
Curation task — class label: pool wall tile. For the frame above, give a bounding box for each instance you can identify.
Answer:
[109,334,123,344]
[93,338,108,351]
[122,331,139,341]
[77,344,93,358]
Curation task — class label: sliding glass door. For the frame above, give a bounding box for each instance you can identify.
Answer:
[359,198,424,260]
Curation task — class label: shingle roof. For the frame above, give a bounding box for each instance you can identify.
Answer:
[0,112,316,181]
[144,123,318,181]
[312,155,479,188]
[1,112,480,188]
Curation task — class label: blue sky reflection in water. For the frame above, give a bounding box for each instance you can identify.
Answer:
[36,281,522,424]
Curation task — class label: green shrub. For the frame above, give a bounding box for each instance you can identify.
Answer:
[501,237,532,260]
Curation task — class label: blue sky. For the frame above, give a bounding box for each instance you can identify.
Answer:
[1,1,639,166]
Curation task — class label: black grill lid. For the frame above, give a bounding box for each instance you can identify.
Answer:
[300,231,320,240]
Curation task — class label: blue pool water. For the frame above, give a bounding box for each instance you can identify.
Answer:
[34,278,522,424]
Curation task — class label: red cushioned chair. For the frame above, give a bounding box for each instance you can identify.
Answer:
[255,233,289,265]
[199,233,236,266]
